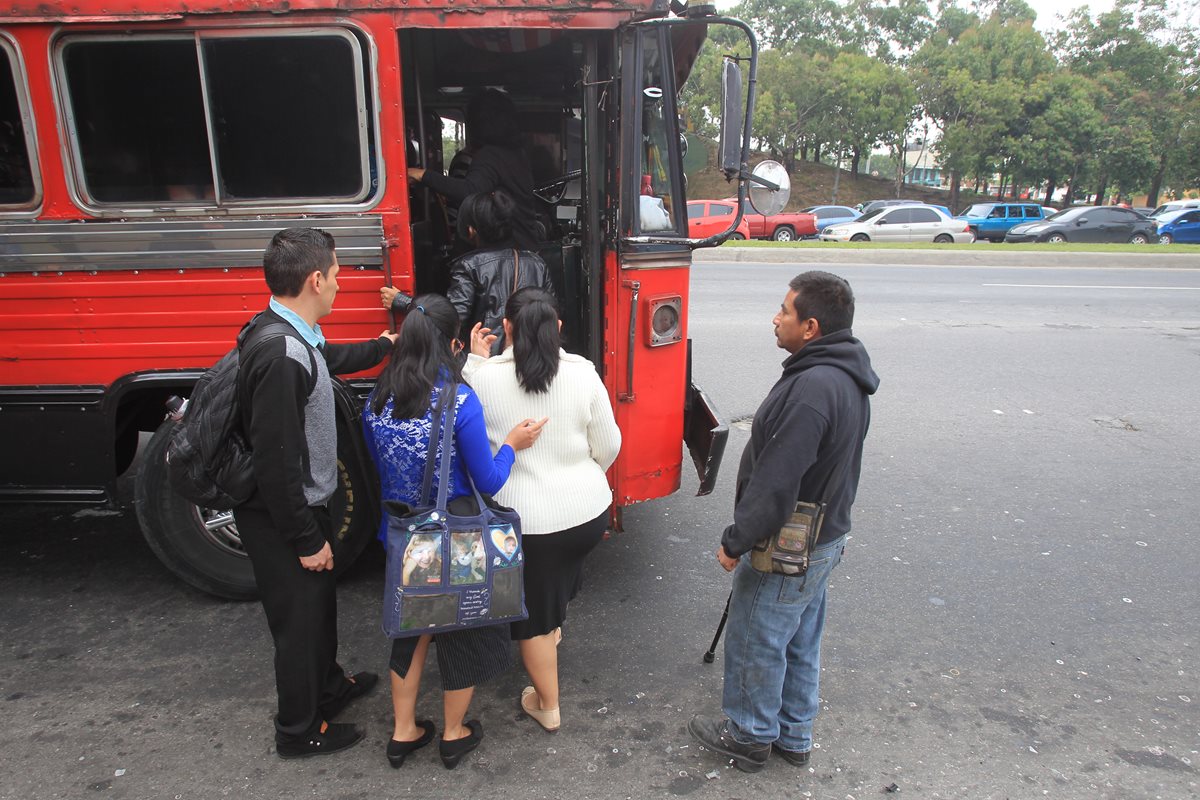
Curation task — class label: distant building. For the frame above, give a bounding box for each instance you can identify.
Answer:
[902,139,943,187]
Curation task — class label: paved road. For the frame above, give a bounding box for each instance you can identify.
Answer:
[2,258,1198,799]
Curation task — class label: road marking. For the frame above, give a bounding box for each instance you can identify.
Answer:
[983,283,1200,290]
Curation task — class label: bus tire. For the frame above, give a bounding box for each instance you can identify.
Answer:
[134,420,376,600]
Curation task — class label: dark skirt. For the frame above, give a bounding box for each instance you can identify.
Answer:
[389,625,512,692]
[510,511,608,641]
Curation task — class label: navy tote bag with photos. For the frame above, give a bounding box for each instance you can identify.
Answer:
[382,383,527,638]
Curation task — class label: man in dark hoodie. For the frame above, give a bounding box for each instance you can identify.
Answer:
[235,227,396,759]
[689,271,879,773]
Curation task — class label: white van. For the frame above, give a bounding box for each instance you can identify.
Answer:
[1150,199,1200,218]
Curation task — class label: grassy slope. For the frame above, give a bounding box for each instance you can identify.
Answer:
[685,139,991,213]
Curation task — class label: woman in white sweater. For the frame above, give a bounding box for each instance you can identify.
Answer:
[464,287,621,732]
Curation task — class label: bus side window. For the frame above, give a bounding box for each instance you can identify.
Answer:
[0,41,39,208]
[58,31,373,209]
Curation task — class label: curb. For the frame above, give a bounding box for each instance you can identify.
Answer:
[692,245,1200,268]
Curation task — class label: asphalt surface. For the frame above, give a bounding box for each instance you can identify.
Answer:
[2,254,1199,799]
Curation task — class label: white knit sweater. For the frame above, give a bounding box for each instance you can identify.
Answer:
[463,350,621,535]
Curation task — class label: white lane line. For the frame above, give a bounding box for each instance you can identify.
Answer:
[983,283,1200,290]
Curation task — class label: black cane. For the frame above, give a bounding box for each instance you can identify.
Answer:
[703,591,732,663]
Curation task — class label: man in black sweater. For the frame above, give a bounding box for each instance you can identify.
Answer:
[690,271,879,773]
[235,227,396,759]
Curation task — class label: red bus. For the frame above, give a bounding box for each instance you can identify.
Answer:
[0,0,767,597]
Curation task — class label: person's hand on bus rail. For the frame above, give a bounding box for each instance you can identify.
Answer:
[379,330,399,345]
[470,322,498,358]
[407,167,426,183]
[300,541,334,572]
[380,286,415,313]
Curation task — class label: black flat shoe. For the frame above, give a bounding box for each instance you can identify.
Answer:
[321,671,379,721]
[386,720,436,768]
[276,721,363,760]
[438,720,483,770]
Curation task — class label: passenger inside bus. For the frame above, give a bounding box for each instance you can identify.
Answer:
[401,29,589,357]
[406,89,542,251]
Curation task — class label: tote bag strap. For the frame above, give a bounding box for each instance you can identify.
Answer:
[419,381,457,507]
[433,382,460,510]
[512,249,521,293]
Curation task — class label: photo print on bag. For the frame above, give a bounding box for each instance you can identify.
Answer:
[450,529,485,585]
[489,524,519,563]
[403,533,443,586]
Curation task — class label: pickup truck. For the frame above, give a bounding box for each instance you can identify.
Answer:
[956,202,1048,242]
[720,198,818,241]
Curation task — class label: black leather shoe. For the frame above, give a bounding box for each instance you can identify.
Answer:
[772,743,811,766]
[276,721,363,760]
[387,720,436,768]
[321,671,379,721]
[687,715,770,773]
[439,720,483,770]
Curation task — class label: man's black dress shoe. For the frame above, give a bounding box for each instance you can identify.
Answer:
[387,720,436,768]
[439,720,483,770]
[772,742,812,766]
[276,721,363,760]
[321,671,379,721]
[687,715,770,773]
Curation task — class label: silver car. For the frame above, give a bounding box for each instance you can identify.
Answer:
[821,204,973,243]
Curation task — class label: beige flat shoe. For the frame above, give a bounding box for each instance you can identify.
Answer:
[520,686,561,733]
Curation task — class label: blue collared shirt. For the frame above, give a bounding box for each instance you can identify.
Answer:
[269,297,325,348]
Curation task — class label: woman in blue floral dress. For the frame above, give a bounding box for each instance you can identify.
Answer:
[362,294,544,770]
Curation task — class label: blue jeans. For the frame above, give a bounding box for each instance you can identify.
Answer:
[722,535,846,751]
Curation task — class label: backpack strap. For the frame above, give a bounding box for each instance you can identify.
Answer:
[240,320,320,396]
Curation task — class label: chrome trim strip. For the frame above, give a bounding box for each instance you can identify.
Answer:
[0,33,44,218]
[619,249,691,270]
[0,215,384,272]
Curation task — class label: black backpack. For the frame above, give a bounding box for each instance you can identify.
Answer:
[166,319,317,509]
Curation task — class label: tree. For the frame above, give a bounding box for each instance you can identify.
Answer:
[912,8,1054,208]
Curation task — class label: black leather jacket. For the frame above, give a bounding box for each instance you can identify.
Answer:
[446,245,554,351]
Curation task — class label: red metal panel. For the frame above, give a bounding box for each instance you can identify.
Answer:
[5,1,662,26]
[0,269,394,385]
[604,255,690,507]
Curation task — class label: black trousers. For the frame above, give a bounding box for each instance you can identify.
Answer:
[234,502,351,743]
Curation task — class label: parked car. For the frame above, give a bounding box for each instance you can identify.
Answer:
[1150,199,1200,218]
[1155,208,1200,244]
[720,197,817,241]
[801,205,861,234]
[858,198,921,215]
[1004,205,1158,244]
[956,202,1048,242]
[820,204,972,243]
[686,200,751,241]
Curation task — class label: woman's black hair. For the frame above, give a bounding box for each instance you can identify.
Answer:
[457,189,516,244]
[505,287,560,394]
[372,294,462,419]
[466,89,522,149]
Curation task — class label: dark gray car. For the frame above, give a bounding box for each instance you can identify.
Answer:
[1005,206,1158,244]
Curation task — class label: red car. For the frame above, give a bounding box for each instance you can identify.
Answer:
[722,198,818,241]
[687,200,752,240]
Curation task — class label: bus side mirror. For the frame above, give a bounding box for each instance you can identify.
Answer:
[718,58,742,179]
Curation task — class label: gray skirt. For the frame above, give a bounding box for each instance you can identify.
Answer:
[389,625,512,691]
